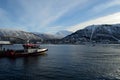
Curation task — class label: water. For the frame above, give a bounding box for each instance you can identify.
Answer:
[1,44,120,80]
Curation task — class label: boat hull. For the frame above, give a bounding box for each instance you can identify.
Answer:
[0,48,48,57]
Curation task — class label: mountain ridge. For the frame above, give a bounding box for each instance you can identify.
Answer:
[61,24,120,44]
[0,29,41,41]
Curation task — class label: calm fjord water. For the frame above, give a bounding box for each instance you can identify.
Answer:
[1,44,120,80]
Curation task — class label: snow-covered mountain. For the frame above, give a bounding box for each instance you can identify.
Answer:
[55,30,73,38]
[32,32,62,40]
[0,29,72,43]
[61,24,120,44]
[0,29,41,40]
[33,30,73,40]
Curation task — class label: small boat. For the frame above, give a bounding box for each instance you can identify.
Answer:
[22,43,48,54]
[0,41,48,57]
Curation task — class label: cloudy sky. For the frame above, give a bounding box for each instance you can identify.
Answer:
[0,0,120,33]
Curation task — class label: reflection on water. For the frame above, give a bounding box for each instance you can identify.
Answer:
[0,44,120,80]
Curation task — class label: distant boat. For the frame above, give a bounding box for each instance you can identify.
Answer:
[0,41,48,57]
